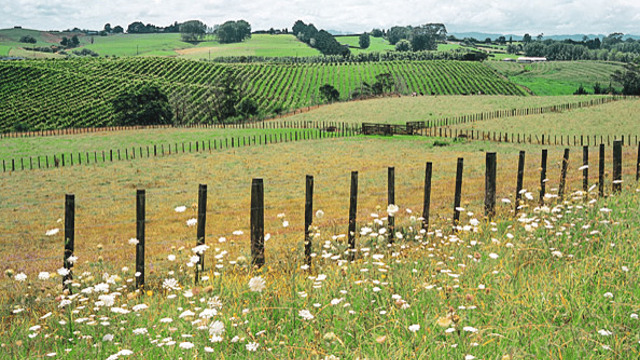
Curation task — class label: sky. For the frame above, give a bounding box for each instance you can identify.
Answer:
[2,0,639,35]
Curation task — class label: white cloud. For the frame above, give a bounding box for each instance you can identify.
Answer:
[2,0,639,35]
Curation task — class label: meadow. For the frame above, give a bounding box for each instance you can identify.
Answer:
[488,61,625,95]
[1,45,639,357]
[2,130,640,358]
[448,98,640,138]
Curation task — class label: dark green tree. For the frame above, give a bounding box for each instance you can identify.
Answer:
[60,37,68,47]
[319,84,340,103]
[371,29,383,37]
[71,35,80,47]
[359,33,370,49]
[523,33,532,43]
[611,63,640,95]
[180,20,207,42]
[127,21,146,33]
[19,35,37,44]
[593,82,602,94]
[112,85,173,126]
[292,20,306,37]
[202,72,242,126]
[395,39,412,52]
[573,84,588,95]
[387,26,410,45]
[113,25,124,34]
[104,23,112,33]
[214,20,252,43]
[235,97,259,118]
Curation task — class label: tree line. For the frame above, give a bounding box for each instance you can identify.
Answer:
[503,33,640,63]
[292,20,350,56]
[211,47,487,64]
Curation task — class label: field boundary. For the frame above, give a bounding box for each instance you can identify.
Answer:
[0,96,625,139]
[1,125,359,172]
[16,139,635,292]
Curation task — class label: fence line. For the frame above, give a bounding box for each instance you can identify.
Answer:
[424,126,640,147]
[7,140,631,291]
[1,126,359,173]
[1,96,627,140]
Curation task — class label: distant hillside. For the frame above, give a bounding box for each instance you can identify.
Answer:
[0,57,527,131]
[488,60,624,95]
[0,29,321,59]
[451,31,640,41]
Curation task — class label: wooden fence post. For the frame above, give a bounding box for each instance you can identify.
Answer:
[485,153,496,219]
[599,144,605,197]
[613,140,622,193]
[422,162,432,231]
[559,149,570,200]
[583,146,589,192]
[304,175,314,267]
[388,167,395,243]
[63,194,75,291]
[348,171,358,261]
[251,179,265,268]
[136,190,145,289]
[515,151,525,214]
[453,158,464,228]
[636,143,640,182]
[196,184,207,281]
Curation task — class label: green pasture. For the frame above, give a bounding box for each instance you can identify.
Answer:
[488,60,624,95]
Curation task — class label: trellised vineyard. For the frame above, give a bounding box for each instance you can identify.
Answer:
[0,57,527,132]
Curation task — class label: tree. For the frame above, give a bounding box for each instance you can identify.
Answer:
[60,37,68,47]
[127,21,146,33]
[19,35,37,44]
[104,23,112,33]
[235,97,259,119]
[523,33,532,43]
[112,85,172,126]
[319,84,340,103]
[371,28,383,37]
[292,20,306,37]
[214,20,252,43]
[387,26,410,45]
[180,20,207,42]
[71,35,80,47]
[611,63,640,95]
[395,39,412,52]
[202,72,243,126]
[359,33,370,49]
[113,25,124,34]
[168,86,194,125]
[573,84,588,95]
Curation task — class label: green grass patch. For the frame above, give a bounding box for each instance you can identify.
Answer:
[1,136,639,357]
[180,34,320,59]
[488,61,624,95]
[285,95,604,125]
[336,36,395,54]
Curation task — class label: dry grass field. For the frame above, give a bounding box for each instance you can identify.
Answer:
[1,134,636,295]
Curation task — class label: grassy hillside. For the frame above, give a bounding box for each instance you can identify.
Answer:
[0,57,527,132]
[0,29,319,59]
[2,131,640,357]
[488,60,624,95]
[336,35,395,54]
[449,98,640,137]
[280,95,604,125]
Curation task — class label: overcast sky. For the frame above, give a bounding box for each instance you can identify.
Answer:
[2,0,639,35]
